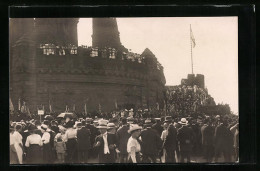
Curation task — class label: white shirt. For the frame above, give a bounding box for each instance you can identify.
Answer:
[127,137,141,153]
[102,132,110,154]
[41,132,50,144]
[64,128,77,142]
[25,134,43,147]
[161,130,168,141]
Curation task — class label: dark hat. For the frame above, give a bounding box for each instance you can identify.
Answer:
[65,121,74,128]
[28,124,37,132]
[164,116,172,123]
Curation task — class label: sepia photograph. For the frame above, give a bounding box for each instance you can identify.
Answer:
[9,17,239,164]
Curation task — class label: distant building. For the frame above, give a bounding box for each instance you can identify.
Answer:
[181,74,205,89]
[9,18,166,113]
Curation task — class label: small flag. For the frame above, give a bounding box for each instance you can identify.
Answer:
[65,105,68,112]
[49,100,52,113]
[190,25,196,48]
[84,104,87,115]
[156,102,160,110]
[73,104,76,112]
[98,103,102,113]
[18,98,21,111]
[9,98,14,113]
[115,99,118,109]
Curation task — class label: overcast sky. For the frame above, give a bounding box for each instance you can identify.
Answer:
[78,17,238,114]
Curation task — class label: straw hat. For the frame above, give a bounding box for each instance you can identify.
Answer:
[128,124,142,134]
[107,123,116,129]
[178,118,188,125]
[96,119,109,129]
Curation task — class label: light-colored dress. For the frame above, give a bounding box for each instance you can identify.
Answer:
[161,130,168,163]
[127,137,141,162]
[13,131,23,164]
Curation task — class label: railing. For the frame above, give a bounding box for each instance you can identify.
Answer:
[38,44,164,71]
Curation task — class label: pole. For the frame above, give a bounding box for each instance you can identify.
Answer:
[190,24,194,74]
[40,115,41,123]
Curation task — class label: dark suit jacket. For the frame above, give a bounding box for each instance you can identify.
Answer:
[94,133,117,160]
[177,125,194,151]
[201,125,214,146]
[116,125,130,154]
[152,123,163,136]
[77,126,91,150]
[140,128,163,155]
[214,124,233,151]
[85,124,99,145]
[164,124,177,151]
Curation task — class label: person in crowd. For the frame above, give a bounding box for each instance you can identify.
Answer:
[94,119,117,163]
[163,117,178,163]
[54,134,66,163]
[10,125,19,164]
[25,124,43,164]
[127,124,142,163]
[160,122,168,163]
[64,121,78,163]
[152,118,163,136]
[116,117,130,163]
[77,120,91,163]
[85,117,99,159]
[140,119,163,163]
[107,122,117,134]
[177,118,194,163]
[13,124,24,164]
[41,124,53,163]
[201,119,215,162]
[214,119,233,162]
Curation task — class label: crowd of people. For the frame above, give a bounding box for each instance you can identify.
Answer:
[10,112,239,164]
[166,85,216,116]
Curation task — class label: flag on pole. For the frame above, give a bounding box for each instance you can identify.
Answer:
[21,101,27,113]
[84,104,87,115]
[190,26,196,48]
[115,99,118,109]
[98,103,102,113]
[9,98,14,114]
[49,100,52,113]
[65,105,68,112]
[73,104,76,112]
[18,98,21,111]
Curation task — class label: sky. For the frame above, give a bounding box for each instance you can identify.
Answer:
[78,17,238,114]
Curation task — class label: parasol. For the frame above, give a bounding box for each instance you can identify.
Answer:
[57,112,77,119]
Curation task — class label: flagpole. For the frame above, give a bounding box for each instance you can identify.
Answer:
[190,24,194,74]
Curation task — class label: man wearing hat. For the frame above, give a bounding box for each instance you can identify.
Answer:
[116,117,130,163]
[94,119,117,163]
[163,117,178,163]
[140,119,163,163]
[85,117,98,159]
[177,118,194,163]
[77,120,91,163]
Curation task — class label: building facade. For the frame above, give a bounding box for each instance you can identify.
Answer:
[9,18,166,114]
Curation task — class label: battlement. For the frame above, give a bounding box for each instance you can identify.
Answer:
[181,74,205,88]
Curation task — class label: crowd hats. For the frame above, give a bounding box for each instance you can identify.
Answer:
[128,124,142,134]
[164,116,172,123]
[107,123,116,129]
[96,119,109,129]
[85,118,93,123]
[65,121,74,128]
[162,122,169,128]
[41,124,48,131]
[144,119,152,127]
[28,124,37,132]
[178,118,188,125]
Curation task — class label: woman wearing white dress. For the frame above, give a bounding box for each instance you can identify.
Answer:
[160,123,169,163]
[13,124,23,164]
[127,124,142,163]
[25,124,43,164]
[10,126,19,164]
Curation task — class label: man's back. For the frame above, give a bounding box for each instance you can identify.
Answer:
[141,128,162,155]
[77,127,91,150]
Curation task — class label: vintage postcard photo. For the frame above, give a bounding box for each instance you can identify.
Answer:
[9,17,238,164]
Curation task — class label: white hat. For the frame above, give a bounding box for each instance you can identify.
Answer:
[97,119,109,129]
[178,118,188,125]
[41,124,48,131]
[107,123,116,129]
[128,124,142,134]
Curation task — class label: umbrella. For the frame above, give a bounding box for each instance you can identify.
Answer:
[44,115,54,121]
[57,112,77,119]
